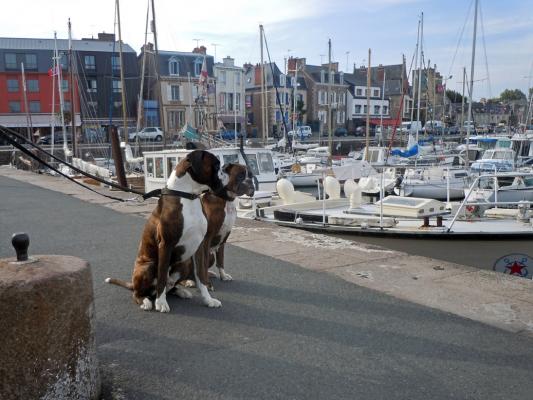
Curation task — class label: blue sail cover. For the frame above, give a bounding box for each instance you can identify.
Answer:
[391,144,419,157]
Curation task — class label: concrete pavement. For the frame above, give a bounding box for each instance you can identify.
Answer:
[1,166,533,399]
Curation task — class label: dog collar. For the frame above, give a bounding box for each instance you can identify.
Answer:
[142,187,201,201]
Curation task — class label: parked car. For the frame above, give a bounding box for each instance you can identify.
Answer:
[288,126,312,139]
[334,127,348,137]
[40,132,72,144]
[129,127,164,142]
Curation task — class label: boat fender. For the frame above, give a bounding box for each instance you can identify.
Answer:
[324,176,341,199]
[276,178,295,201]
[343,179,357,198]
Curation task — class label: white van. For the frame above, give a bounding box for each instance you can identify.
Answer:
[400,121,422,133]
[306,146,330,157]
[424,120,443,130]
[288,125,312,138]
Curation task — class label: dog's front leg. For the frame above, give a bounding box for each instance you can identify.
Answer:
[216,242,232,281]
[155,245,172,313]
[194,241,221,308]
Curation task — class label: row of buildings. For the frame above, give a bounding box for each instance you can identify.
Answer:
[1,33,471,143]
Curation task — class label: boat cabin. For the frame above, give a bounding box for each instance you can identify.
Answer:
[143,147,278,193]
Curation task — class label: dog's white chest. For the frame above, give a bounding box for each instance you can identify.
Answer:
[177,199,207,260]
[219,200,237,240]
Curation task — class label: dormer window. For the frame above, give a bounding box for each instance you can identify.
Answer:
[279,74,286,87]
[320,70,325,83]
[330,71,334,84]
[339,71,344,85]
[169,58,179,75]
[194,58,203,77]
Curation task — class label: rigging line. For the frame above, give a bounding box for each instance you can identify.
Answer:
[447,0,474,78]
[74,51,110,159]
[0,127,139,202]
[479,1,492,99]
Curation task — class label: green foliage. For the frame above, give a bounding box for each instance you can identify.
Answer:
[445,89,463,103]
[296,99,306,122]
[499,89,526,102]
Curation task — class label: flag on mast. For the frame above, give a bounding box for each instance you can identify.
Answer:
[199,55,208,93]
[48,65,60,77]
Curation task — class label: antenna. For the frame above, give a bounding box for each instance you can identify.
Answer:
[319,54,325,64]
[211,43,221,62]
[193,38,203,48]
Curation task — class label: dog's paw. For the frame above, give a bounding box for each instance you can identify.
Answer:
[140,298,153,311]
[181,279,196,288]
[219,269,233,281]
[204,297,222,308]
[175,287,192,299]
[155,297,170,313]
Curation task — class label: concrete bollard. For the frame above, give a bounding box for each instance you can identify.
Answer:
[0,233,100,400]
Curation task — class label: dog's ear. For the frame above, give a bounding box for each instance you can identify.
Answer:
[175,157,191,178]
[187,150,206,179]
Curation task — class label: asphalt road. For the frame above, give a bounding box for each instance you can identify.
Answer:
[1,176,533,400]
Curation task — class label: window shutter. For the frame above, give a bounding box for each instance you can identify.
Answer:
[179,86,184,101]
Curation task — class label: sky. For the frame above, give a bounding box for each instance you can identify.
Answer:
[2,0,532,100]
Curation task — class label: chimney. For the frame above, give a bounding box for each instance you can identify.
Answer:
[97,32,116,42]
[223,56,234,67]
[192,45,207,55]
[377,65,385,82]
[254,65,262,85]
[142,42,154,53]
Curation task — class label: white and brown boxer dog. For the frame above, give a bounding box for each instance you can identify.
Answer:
[175,163,255,289]
[106,150,228,312]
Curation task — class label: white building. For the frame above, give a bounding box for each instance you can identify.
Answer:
[344,73,390,127]
[214,56,245,132]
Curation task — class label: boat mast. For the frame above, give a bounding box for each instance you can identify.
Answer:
[68,19,77,158]
[260,25,267,143]
[50,37,57,156]
[292,61,299,139]
[460,66,466,141]
[21,62,33,141]
[379,70,386,146]
[365,48,371,161]
[135,0,150,155]
[327,38,332,165]
[116,0,128,144]
[410,18,420,125]
[55,33,69,156]
[416,12,424,146]
[151,0,165,147]
[465,0,479,169]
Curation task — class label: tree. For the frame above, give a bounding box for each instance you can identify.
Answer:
[499,89,526,102]
[296,99,306,123]
[445,89,463,103]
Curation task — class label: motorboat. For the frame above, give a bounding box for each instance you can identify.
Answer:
[395,167,470,200]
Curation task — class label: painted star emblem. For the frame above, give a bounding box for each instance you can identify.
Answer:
[506,261,525,276]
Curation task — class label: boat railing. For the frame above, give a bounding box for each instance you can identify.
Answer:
[447,171,533,232]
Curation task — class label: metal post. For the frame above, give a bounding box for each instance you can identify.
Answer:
[68,19,77,158]
[116,0,128,145]
[327,39,333,165]
[365,48,371,161]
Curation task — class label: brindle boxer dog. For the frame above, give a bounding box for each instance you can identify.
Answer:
[106,150,228,312]
[174,163,255,291]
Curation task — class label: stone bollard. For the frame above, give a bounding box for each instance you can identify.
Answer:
[0,233,100,400]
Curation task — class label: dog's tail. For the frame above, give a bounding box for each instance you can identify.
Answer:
[105,277,133,290]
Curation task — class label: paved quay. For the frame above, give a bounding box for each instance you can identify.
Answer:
[1,165,533,399]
